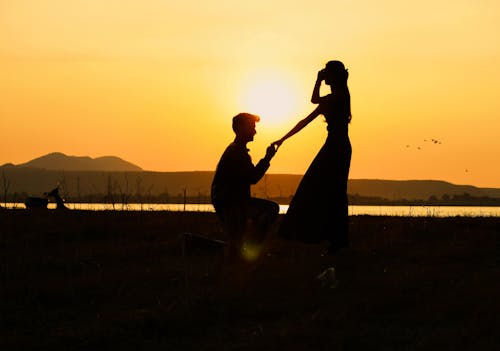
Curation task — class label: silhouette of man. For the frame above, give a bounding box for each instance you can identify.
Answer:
[211,113,279,260]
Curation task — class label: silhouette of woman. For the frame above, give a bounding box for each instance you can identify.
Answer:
[273,60,352,254]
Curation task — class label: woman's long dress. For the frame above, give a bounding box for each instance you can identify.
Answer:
[279,92,352,250]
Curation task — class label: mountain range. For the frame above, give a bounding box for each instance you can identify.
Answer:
[2,152,142,172]
[1,152,499,201]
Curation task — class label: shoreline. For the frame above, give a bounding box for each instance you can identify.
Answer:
[3,204,500,218]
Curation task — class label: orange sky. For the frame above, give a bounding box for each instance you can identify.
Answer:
[1,0,499,187]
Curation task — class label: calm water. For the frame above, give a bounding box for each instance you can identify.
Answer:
[4,203,500,217]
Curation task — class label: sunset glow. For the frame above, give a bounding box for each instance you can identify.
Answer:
[1,0,499,187]
[239,72,300,128]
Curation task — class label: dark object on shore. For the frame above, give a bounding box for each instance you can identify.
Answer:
[182,232,225,256]
[24,196,49,209]
[24,187,68,210]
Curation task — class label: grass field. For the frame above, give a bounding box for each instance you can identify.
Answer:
[1,210,499,350]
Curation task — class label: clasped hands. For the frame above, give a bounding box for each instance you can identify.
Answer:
[264,139,285,161]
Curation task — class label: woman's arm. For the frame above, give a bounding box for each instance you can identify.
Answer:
[311,69,325,104]
[273,106,321,147]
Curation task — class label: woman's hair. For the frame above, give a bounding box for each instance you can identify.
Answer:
[326,60,351,122]
[325,60,348,87]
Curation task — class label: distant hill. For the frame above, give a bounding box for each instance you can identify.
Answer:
[0,168,499,202]
[259,176,500,200]
[347,179,500,200]
[1,153,499,202]
[7,152,142,172]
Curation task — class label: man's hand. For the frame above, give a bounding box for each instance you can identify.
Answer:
[264,143,278,161]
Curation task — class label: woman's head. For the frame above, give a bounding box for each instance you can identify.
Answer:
[325,60,351,122]
[324,60,348,87]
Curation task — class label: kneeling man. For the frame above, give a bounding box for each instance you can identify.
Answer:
[211,113,279,260]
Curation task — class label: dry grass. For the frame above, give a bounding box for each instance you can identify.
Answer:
[1,211,499,350]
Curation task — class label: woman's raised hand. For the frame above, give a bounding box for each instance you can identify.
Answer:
[272,139,283,149]
[317,68,326,82]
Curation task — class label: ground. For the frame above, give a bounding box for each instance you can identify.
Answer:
[1,210,499,350]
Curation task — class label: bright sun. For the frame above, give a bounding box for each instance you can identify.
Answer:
[239,72,299,127]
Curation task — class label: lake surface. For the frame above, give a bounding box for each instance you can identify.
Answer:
[4,203,500,217]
